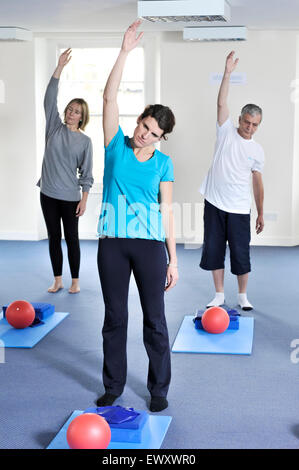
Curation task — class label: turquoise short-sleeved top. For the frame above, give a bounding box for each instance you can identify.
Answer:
[97,126,174,241]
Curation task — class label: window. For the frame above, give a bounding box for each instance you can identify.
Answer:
[58,47,144,188]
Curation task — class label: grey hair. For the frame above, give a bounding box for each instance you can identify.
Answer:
[241,103,262,121]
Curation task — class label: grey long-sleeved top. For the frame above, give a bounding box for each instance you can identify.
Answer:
[37,77,94,201]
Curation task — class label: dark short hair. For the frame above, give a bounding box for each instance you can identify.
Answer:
[139,104,175,140]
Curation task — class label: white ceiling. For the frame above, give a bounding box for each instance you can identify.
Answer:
[1,0,299,33]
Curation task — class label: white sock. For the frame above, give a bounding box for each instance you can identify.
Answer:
[207,292,225,308]
[238,293,253,311]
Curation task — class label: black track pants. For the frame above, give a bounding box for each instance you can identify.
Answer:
[97,237,171,398]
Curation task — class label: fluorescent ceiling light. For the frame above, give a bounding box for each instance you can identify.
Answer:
[138,0,231,23]
[0,27,33,41]
[183,26,247,41]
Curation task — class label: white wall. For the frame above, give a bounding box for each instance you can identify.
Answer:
[292,34,299,242]
[0,41,39,239]
[0,30,299,246]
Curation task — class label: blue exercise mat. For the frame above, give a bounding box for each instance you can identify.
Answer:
[47,410,172,450]
[0,312,69,348]
[172,315,254,355]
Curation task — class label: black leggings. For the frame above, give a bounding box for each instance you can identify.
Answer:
[40,192,80,278]
[97,237,171,398]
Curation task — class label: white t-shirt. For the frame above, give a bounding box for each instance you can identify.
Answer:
[200,118,265,214]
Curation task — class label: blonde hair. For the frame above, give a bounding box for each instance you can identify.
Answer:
[64,98,90,131]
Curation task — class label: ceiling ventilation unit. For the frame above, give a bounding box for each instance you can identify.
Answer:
[183,26,247,41]
[138,0,231,23]
[0,27,33,41]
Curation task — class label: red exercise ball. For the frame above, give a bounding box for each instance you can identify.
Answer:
[66,413,111,449]
[201,306,230,334]
[6,300,35,329]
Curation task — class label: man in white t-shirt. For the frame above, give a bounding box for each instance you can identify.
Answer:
[200,51,265,310]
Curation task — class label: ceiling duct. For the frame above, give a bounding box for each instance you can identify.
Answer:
[0,27,33,42]
[138,0,231,23]
[183,26,247,41]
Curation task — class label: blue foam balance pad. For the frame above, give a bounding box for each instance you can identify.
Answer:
[84,406,148,443]
[172,315,254,355]
[3,302,55,322]
[194,309,240,330]
[0,312,69,348]
[47,410,172,450]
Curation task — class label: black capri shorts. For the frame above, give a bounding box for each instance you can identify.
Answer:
[200,199,251,276]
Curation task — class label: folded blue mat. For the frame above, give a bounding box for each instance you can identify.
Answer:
[3,302,55,325]
[193,308,240,330]
[83,406,148,443]
[84,406,140,426]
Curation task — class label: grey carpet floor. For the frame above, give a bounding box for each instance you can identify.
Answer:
[0,240,298,449]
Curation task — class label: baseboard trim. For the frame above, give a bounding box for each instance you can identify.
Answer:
[0,232,298,246]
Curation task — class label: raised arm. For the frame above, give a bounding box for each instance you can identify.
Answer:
[217,51,239,126]
[102,19,144,148]
[53,48,72,79]
[44,49,72,136]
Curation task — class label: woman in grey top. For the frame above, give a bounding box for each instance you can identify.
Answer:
[38,49,94,294]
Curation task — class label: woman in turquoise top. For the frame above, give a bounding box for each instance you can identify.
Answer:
[97,20,178,413]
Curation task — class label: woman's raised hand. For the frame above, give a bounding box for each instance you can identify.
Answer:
[58,48,72,68]
[121,19,144,53]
